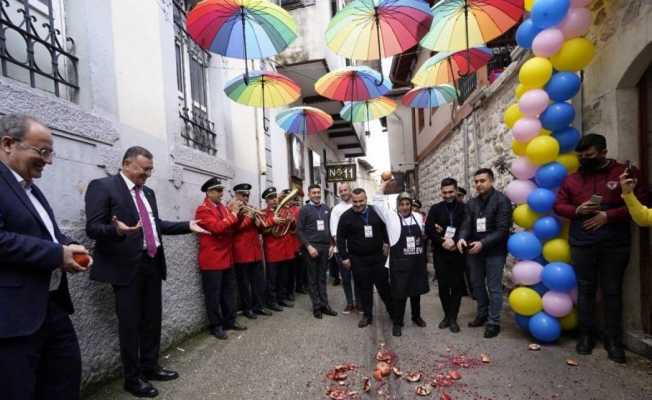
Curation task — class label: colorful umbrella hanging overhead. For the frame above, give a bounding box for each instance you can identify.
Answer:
[340,96,397,123]
[187,0,298,81]
[411,47,494,87]
[326,0,433,82]
[275,106,334,135]
[224,70,301,131]
[420,0,523,52]
[314,66,392,102]
[402,84,458,125]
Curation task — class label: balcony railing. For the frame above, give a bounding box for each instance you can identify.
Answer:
[458,72,477,104]
[180,107,218,156]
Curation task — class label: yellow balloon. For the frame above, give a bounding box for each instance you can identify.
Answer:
[513,204,540,229]
[509,287,543,316]
[557,152,580,173]
[504,103,523,128]
[526,136,560,165]
[515,84,529,100]
[524,0,535,12]
[551,38,596,72]
[519,57,553,88]
[543,238,571,263]
[513,139,528,156]
[560,308,578,331]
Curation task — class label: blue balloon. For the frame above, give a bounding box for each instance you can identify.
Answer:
[515,314,531,332]
[529,312,561,342]
[545,72,581,102]
[531,0,571,29]
[542,262,577,292]
[535,162,568,189]
[533,216,562,241]
[508,232,542,260]
[531,282,549,296]
[553,127,581,153]
[516,19,542,49]
[528,188,557,213]
[541,102,576,131]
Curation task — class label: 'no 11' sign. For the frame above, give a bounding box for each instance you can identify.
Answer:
[326,164,356,182]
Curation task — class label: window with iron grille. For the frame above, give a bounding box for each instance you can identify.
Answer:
[173,0,217,156]
[280,0,316,11]
[457,72,477,104]
[0,0,78,100]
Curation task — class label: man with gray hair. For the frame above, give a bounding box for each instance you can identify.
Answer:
[0,114,92,400]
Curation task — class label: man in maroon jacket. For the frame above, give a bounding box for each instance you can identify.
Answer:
[554,134,646,363]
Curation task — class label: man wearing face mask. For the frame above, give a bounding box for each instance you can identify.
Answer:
[554,134,645,363]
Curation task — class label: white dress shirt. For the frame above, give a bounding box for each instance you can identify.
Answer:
[9,168,62,291]
[120,173,161,248]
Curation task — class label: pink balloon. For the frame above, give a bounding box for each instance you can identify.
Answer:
[570,0,590,7]
[518,89,550,117]
[513,117,543,142]
[512,260,544,285]
[558,8,592,39]
[543,291,574,318]
[505,179,537,204]
[532,28,565,57]
[511,156,538,180]
[569,287,578,304]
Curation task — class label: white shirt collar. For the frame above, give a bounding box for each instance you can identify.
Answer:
[8,166,29,189]
[120,172,138,191]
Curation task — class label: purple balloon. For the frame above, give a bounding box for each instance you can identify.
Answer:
[519,89,550,117]
[559,7,592,39]
[542,291,574,317]
[505,179,538,204]
[513,117,543,142]
[512,156,538,180]
[512,260,544,286]
[532,28,565,57]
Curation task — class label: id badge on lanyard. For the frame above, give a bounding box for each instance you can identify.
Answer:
[364,225,373,238]
[476,217,487,233]
[406,236,416,250]
[444,226,456,239]
[317,220,325,231]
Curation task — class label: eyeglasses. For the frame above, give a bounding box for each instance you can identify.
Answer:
[17,140,55,161]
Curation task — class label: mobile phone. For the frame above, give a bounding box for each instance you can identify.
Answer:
[590,194,603,205]
[624,160,633,179]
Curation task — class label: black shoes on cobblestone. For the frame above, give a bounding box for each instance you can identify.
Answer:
[322,306,338,316]
[332,277,341,286]
[358,317,372,328]
[278,300,294,308]
[124,378,158,398]
[143,368,179,382]
[412,317,427,327]
[393,325,402,337]
[438,318,450,329]
[604,338,626,364]
[484,324,500,338]
[287,294,296,302]
[211,327,227,340]
[243,310,257,320]
[267,304,283,312]
[468,316,487,328]
[449,320,460,333]
[225,322,247,331]
[254,308,273,316]
[313,310,323,319]
[576,334,594,355]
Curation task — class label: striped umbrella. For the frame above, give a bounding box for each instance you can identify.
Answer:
[402,85,457,125]
[275,106,334,135]
[315,66,392,102]
[412,47,494,86]
[340,96,397,122]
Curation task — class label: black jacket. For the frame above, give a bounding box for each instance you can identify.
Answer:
[85,174,190,286]
[425,200,466,256]
[458,188,513,256]
[336,206,387,259]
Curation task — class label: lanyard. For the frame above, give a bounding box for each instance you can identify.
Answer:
[399,213,417,237]
[445,202,457,226]
[311,202,326,219]
[358,207,369,225]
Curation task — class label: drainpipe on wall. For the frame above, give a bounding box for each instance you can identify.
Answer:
[463,116,470,192]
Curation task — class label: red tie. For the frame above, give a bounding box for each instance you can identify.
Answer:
[134,187,157,257]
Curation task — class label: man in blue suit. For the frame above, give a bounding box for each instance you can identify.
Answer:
[0,114,92,400]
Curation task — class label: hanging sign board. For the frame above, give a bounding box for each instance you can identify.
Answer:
[326,163,357,182]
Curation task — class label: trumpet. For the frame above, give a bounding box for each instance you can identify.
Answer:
[235,201,267,227]
[271,187,299,237]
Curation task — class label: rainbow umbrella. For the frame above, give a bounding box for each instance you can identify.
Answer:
[420,0,523,52]
[412,47,493,86]
[275,106,334,135]
[340,96,397,123]
[326,0,433,82]
[402,84,457,125]
[224,70,301,130]
[187,0,298,81]
[315,66,392,103]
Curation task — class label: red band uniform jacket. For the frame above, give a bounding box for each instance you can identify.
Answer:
[233,214,263,264]
[195,198,238,270]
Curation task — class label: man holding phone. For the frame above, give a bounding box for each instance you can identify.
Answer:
[554,134,646,363]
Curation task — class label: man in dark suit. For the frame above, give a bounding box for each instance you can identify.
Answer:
[0,114,91,400]
[85,146,207,398]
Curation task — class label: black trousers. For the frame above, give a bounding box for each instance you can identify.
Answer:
[571,245,630,339]
[112,254,163,382]
[234,261,266,312]
[434,252,466,321]
[351,255,393,320]
[266,260,290,305]
[0,298,81,400]
[287,254,307,294]
[393,296,421,326]
[201,269,237,329]
[305,245,330,311]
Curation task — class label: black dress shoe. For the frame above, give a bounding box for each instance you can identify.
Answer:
[412,317,427,327]
[225,322,247,331]
[449,320,461,333]
[358,317,372,328]
[313,310,323,319]
[254,308,273,316]
[392,325,402,337]
[438,318,450,329]
[468,316,487,328]
[278,301,294,308]
[295,288,307,294]
[211,326,228,340]
[604,338,626,364]
[142,367,179,382]
[124,378,158,398]
[243,310,257,320]
[287,294,296,302]
[322,306,338,316]
[484,324,501,338]
[576,334,594,355]
[333,277,341,286]
[267,304,283,312]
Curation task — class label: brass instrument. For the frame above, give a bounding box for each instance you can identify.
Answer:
[271,188,299,237]
[238,203,267,227]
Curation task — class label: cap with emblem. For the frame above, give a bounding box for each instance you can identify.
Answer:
[398,192,412,202]
[201,177,224,193]
[262,186,277,199]
[233,183,252,193]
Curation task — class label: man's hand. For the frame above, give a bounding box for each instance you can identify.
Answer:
[341,259,352,269]
[112,216,141,236]
[583,211,608,232]
[442,238,456,251]
[328,246,336,258]
[61,244,90,273]
[228,200,242,215]
[379,179,391,194]
[619,172,637,195]
[189,220,210,234]
[382,243,389,257]
[273,216,287,225]
[457,239,467,254]
[434,224,444,234]
[576,200,600,215]
[307,245,319,258]
[468,241,483,255]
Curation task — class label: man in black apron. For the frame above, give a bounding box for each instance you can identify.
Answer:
[373,189,429,337]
